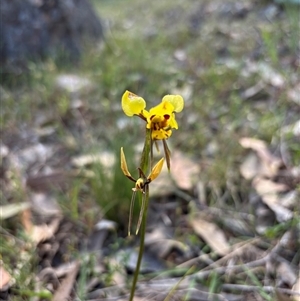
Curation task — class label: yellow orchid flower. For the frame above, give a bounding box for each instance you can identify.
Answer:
[120,147,164,235]
[121,91,184,170]
[121,91,184,299]
[121,90,184,140]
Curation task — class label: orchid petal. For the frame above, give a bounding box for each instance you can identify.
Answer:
[122,90,146,116]
[162,95,184,112]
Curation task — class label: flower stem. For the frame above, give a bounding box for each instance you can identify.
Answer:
[128,187,149,301]
[139,129,151,173]
[128,129,151,301]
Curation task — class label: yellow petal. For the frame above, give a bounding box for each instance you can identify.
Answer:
[122,90,146,116]
[148,157,164,182]
[149,100,174,116]
[142,109,150,119]
[168,113,178,129]
[162,95,184,113]
[151,129,172,140]
[120,147,132,178]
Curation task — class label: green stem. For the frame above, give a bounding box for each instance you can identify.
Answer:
[128,187,149,301]
[128,129,151,301]
[139,129,151,173]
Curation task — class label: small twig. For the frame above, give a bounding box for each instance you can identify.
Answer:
[176,252,214,269]
[86,284,126,299]
[222,284,300,296]
[142,256,269,287]
[189,256,269,281]
[178,237,261,270]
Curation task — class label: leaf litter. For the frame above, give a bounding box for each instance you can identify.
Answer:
[1,0,300,300]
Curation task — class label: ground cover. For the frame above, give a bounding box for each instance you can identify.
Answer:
[1,0,299,300]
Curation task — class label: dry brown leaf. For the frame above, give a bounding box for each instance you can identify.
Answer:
[253,178,293,222]
[190,216,231,256]
[239,137,282,178]
[281,191,299,209]
[170,151,200,190]
[239,137,267,151]
[253,178,288,194]
[276,262,297,288]
[239,153,261,180]
[241,80,266,99]
[276,290,294,301]
[150,163,174,197]
[154,239,188,259]
[52,261,80,301]
[292,276,300,301]
[0,266,12,290]
[145,225,187,260]
[21,208,33,233]
[145,227,189,258]
[145,229,188,258]
[150,151,200,196]
[30,218,61,244]
[145,227,167,243]
[0,202,31,220]
[22,210,61,245]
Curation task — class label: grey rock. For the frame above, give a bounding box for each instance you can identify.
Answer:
[0,0,103,72]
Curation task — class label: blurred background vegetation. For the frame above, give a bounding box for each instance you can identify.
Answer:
[1,0,299,300]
